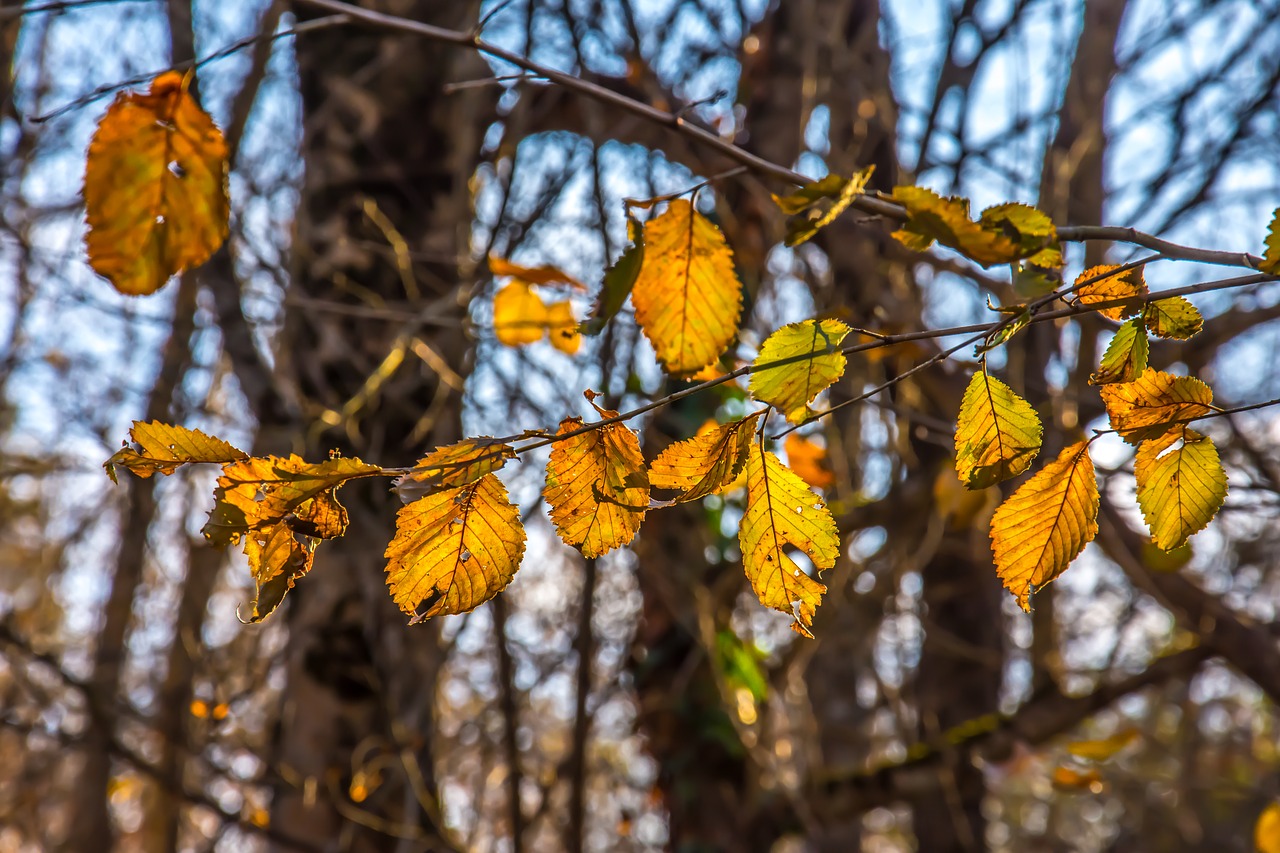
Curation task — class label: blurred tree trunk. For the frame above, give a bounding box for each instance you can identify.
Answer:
[263,2,493,848]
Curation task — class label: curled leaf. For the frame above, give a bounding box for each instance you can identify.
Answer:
[780,166,875,246]
[648,412,762,502]
[394,437,515,502]
[1090,317,1149,386]
[84,71,229,295]
[891,187,1056,268]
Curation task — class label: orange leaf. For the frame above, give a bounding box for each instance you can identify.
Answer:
[544,402,649,557]
[784,433,835,490]
[83,71,229,295]
[394,437,516,501]
[1075,265,1146,321]
[631,199,742,375]
[1099,368,1213,445]
[489,254,586,290]
[649,412,761,501]
[546,300,581,354]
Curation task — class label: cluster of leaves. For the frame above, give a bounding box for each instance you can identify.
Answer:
[88,73,1271,634]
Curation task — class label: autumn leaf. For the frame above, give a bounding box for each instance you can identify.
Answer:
[385,474,526,621]
[954,371,1043,489]
[202,455,383,546]
[393,437,516,502]
[778,166,875,246]
[1261,208,1280,275]
[739,445,839,637]
[1051,765,1104,793]
[1066,728,1140,762]
[891,187,1056,267]
[990,440,1099,611]
[784,433,836,490]
[1099,368,1213,445]
[1143,296,1203,340]
[1257,801,1280,853]
[105,420,246,483]
[1075,265,1146,321]
[584,218,643,335]
[240,521,317,623]
[631,199,742,375]
[493,281,550,346]
[546,300,581,354]
[749,319,851,423]
[489,254,585,290]
[83,71,229,296]
[1090,317,1149,386]
[544,401,649,557]
[1134,428,1227,551]
[648,412,762,502]
[771,174,847,214]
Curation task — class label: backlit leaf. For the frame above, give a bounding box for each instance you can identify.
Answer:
[891,186,1051,267]
[1261,208,1280,275]
[990,440,1099,611]
[955,371,1043,489]
[1051,765,1104,792]
[84,71,229,295]
[393,437,515,502]
[105,420,246,483]
[385,473,526,621]
[631,199,742,375]
[546,300,581,354]
[1090,318,1149,385]
[781,166,875,246]
[1075,265,1146,321]
[771,174,847,215]
[749,319,851,424]
[584,218,643,335]
[648,412,761,502]
[489,254,585,290]
[1134,428,1227,551]
[493,281,549,346]
[1066,728,1140,762]
[739,445,839,637]
[1257,801,1280,853]
[202,455,383,547]
[544,402,649,557]
[784,433,836,491]
[1099,368,1213,445]
[1143,296,1203,340]
[978,202,1061,268]
[240,520,317,623]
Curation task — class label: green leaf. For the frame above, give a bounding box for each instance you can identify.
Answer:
[584,217,644,335]
[1090,317,1149,385]
[1261,208,1280,275]
[748,319,851,423]
[954,371,1043,489]
[1143,296,1203,340]
[771,174,847,215]
[1134,428,1228,551]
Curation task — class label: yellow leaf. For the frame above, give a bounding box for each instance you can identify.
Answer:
[385,473,526,621]
[394,437,515,501]
[891,187,1054,267]
[1099,368,1214,445]
[631,199,742,375]
[990,441,1098,611]
[749,319,851,424]
[488,254,586,290]
[954,371,1043,489]
[240,519,317,623]
[1261,208,1280,275]
[1051,765,1104,793]
[1066,728,1140,762]
[1257,801,1280,853]
[1075,265,1146,321]
[771,174,847,215]
[739,446,839,637]
[83,71,229,295]
[781,166,875,246]
[1143,296,1203,340]
[784,433,836,491]
[1135,428,1227,551]
[649,412,762,502]
[202,455,383,546]
[493,281,550,346]
[544,405,649,558]
[546,300,581,354]
[105,420,246,482]
[1090,317,1149,386]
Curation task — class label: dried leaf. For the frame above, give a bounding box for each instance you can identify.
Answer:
[1075,265,1146,321]
[1135,428,1227,551]
[394,437,515,502]
[631,199,742,375]
[385,474,526,621]
[1143,296,1203,340]
[240,521,317,623]
[202,455,383,547]
[1099,368,1213,445]
[990,441,1099,611]
[648,412,762,502]
[784,433,836,490]
[891,187,1055,267]
[489,254,585,290]
[544,403,649,557]
[105,420,246,483]
[749,319,851,424]
[771,174,847,215]
[1090,317,1149,386]
[739,446,839,637]
[781,166,875,246]
[954,371,1043,489]
[84,71,229,295]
